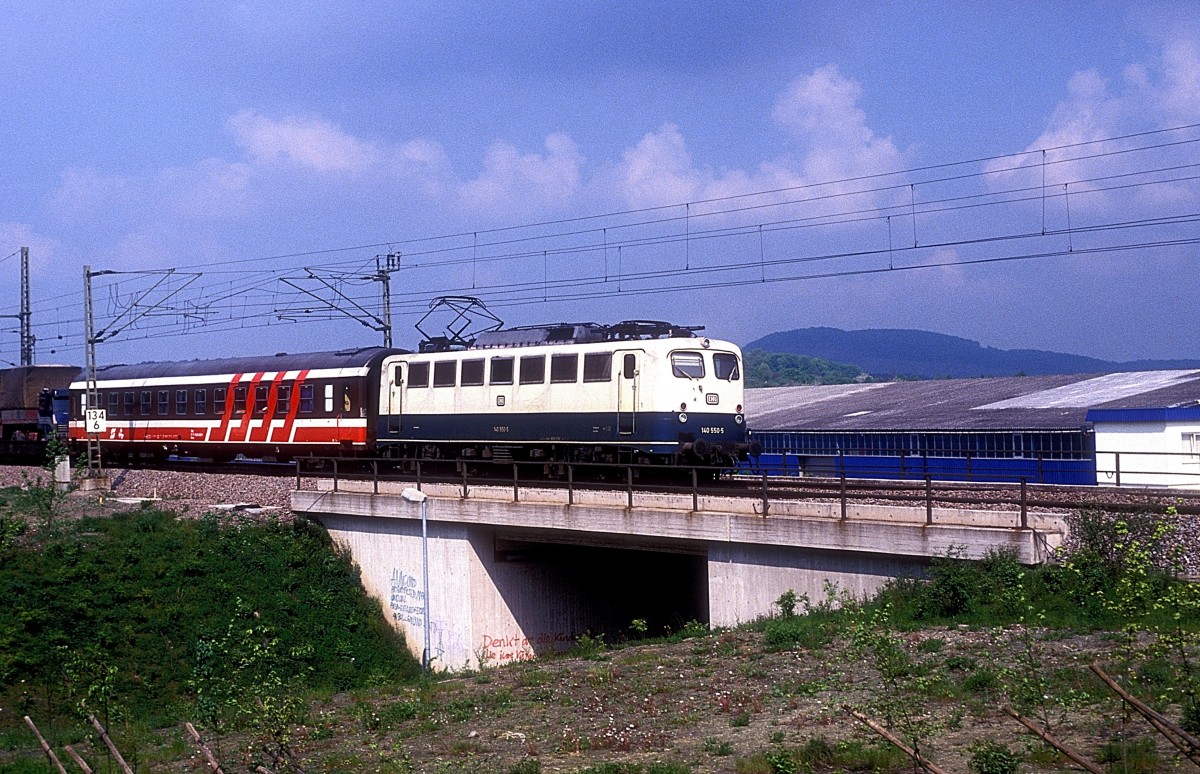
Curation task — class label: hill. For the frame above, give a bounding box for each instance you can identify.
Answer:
[746,327,1200,379]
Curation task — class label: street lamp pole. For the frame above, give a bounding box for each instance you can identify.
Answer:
[401,487,431,670]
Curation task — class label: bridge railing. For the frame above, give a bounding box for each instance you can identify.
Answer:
[293,455,1200,523]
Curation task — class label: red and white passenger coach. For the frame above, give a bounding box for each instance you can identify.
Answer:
[68,347,399,460]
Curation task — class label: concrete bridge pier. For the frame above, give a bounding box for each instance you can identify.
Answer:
[297,482,1062,671]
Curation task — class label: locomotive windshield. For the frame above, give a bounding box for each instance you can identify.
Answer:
[671,352,705,378]
[713,352,740,381]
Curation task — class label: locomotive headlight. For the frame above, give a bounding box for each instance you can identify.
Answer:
[678,412,688,423]
[701,338,711,348]
[735,414,744,424]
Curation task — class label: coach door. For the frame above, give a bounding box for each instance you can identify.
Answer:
[386,362,404,435]
[616,350,641,435]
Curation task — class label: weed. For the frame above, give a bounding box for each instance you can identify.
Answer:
[1096,735,1159,773]
[730,712,751,727]
[702,736,734,756]
[775,590,800,618]
[967,739,1022,774]
[917,637,945,653]
[574,632,607,660]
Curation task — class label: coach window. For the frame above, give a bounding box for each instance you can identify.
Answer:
[461,359,485,386]
[157,390,169,415]
[255,385,269,412]
[324,384,334,413]
[550,354,578,383]
[214,387,227,414]
[140,391,152,416]
[433,361,456,387]
[176,389,188,415]
[124,392,135,416]
[195,389,207,415]
[277,385,290,413]
[583,352,612,382]
[490,357,514,385]
[519,355,545,385]
[670,351,705,379]
[713,353,741,381]
[299,384,314,413]
[343,386,351,412]
[408,362,430,388]
[234,386,247,414]
[108,392,119,417]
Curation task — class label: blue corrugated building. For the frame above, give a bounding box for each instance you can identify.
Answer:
[745,370,1200,486]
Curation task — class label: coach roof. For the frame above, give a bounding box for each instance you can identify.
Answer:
[80,347,407,383]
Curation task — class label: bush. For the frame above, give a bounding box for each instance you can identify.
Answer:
[968,739,1022,774]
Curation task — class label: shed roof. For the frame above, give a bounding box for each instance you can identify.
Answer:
[746,370,1200,432]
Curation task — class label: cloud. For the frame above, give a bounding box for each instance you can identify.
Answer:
[457,133,583,213]
[614,65,905,211]
[228,110,382,174]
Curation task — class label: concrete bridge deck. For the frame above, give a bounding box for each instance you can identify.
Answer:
[293,481,1064,670]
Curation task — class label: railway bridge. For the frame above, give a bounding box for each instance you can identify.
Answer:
[291,478,1064,671]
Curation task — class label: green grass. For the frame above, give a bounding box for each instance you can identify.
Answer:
[0,506,419,746]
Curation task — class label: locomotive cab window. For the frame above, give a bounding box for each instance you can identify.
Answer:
[550,354,578,383]
[490,357,514,385]
[583,352,612,382]
[671,352,705,379]
[408,362,430,388]
[461,359,485,386]
[519,355,546,385]
[623,354,637,379]
[324,384,334,413]
[433,361,456,387]
[713,352,741,381]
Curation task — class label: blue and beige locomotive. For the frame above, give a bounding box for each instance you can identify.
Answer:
[376,320,748,466]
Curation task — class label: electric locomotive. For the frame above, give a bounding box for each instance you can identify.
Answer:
[376,320,748,465]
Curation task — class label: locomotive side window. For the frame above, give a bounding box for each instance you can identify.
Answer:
[234,386,247,414]
[461,359,485,386]
[550,354,578,383]
[214,388,227,414]
[670,352,705,378]
[176,389,188,415]
[519,355,546,385]
[299,384,314,413]
[623,354,637,379]
[158,390,170,415]
[141,391,152,416]
[409,362,430,388]
[124,392,134,416]
[490,357,514,385]
[713,353,741,381]
[324,384,334,413]
[433,361,456,387]
[256,385,269,412]
[583,352,612,382]
[278,385,290,413]
[195,389,207,415]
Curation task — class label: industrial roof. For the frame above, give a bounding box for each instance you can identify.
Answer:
[746,370,1200,432]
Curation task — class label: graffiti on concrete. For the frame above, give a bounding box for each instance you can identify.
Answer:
[479,631,574,663]
[389,568,426,629]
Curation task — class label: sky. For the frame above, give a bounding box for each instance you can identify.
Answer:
[2,1,1199,367]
